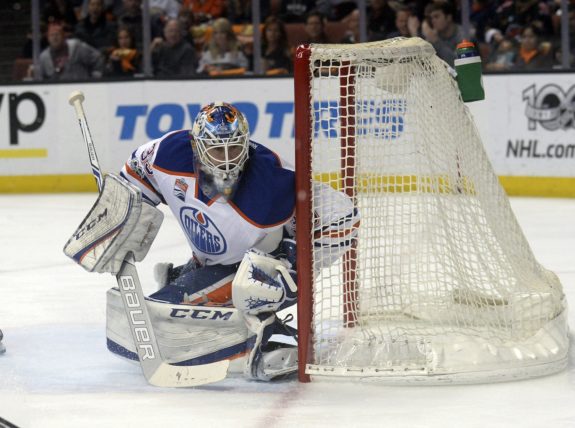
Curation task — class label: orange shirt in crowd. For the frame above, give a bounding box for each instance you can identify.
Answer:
[182,0,226,20]
[518,47,538,64]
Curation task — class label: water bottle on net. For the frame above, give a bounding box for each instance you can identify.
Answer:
[454,40,485,102]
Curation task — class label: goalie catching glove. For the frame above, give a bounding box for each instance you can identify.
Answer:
[232,249,297,315]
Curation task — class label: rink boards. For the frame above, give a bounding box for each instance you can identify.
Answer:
[0,73,573,196]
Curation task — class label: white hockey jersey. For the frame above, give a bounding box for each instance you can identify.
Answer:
[120,130,295,266]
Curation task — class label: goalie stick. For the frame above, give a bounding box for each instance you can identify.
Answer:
[68,91,103,192]
[0,416,20,428]
[68,90,229,387]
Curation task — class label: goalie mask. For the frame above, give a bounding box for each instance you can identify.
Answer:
[191,102,250,200]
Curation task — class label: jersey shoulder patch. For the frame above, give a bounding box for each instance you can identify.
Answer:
[231,142,295,227]
[153,130,197,176]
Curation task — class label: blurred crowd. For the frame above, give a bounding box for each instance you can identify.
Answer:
[18,0,575,81]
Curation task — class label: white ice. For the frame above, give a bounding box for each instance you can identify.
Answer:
[0,194,574,428]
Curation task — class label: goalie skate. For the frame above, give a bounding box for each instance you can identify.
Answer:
[106,287,253,372]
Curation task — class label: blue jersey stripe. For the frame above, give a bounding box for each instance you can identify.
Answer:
[153,130,196,175]
[231,142,295,227]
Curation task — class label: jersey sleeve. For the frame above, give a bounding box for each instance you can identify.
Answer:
[312,181,360,269]
[120,140,165,205]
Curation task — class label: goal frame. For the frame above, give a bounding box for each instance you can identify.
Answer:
[294,45,361,382]
[294,45,313,383]
[293,41,569,384]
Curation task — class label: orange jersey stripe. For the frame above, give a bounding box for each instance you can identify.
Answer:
[228,350,249,361]
[189,281,233,305]
[124,163,161,197]
[314,220,360,239]
[227,199,295,229]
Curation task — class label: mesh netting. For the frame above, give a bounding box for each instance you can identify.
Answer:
[303,38,568,382]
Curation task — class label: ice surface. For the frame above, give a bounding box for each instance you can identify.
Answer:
[0,194,573,428]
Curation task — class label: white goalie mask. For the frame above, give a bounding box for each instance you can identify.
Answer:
[191,102,250,200]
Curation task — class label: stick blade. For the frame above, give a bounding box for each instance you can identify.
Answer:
[148,360,230,388]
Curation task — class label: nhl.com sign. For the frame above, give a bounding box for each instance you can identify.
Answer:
[522,83,575,131]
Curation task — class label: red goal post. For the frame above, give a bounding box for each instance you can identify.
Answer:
[294,45,361,382]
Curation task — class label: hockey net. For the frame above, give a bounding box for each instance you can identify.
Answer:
[293,38,569,383]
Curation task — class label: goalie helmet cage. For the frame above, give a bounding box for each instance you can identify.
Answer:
[293,38,569,384]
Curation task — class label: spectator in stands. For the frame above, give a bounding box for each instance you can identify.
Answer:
[117,0,142,29]
[275,0,316,23]
[386,6,421,39]
[367,0,397,41]
[105,26,142,76]
[21,25,49,59]
[75,0,118,53]
[302,10,329,44]
[117,0,144,47]
[149,0,182,20]
[512,24,554,70]
[515,0,553,36]
[470,0,497,43]
[227,0,273,24]
[77,0,123,20]
[492,0,515,37]
[421,2,464,66]
[176,8,196,47]
[182,0,226,24]
[261,16,292,75]
[37,23,104,81]
[313,0,356,21]
[42,0,78,31]
[340,9,360,44]
[485,32,517,71]
[551,41,574,70]
[196,17,248,75]
[151,18,197,77]
[147,0,183,45]
[227,0,249,23]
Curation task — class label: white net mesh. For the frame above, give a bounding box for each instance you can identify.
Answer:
[303,38,569,383]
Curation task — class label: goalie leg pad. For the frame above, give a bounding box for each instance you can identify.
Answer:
[106,287,252,371]
[258,344,298,381]
[243,313,298,381]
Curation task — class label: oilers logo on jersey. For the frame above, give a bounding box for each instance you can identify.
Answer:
[180,207,226,255]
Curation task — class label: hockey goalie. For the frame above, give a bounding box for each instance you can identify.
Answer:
[64,102,358,382]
